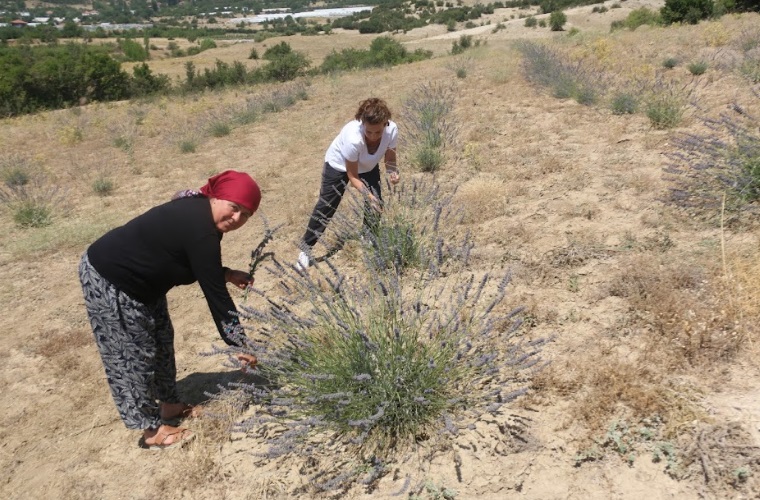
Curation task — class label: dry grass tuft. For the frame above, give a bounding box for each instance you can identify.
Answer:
[608,253,746,368]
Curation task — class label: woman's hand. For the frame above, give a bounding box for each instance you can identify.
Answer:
[225,269,254,290]
[388,170,400,185]
[237,353,257,371]
[368,194,383,213]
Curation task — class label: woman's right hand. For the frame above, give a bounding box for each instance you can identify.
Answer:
[237,354,257,371]
[368,194,383,213]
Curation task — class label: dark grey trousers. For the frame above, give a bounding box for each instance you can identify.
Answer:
[302,162,381,247]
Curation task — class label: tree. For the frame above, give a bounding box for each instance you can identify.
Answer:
[549,10,567,31]
[661,0,714,24]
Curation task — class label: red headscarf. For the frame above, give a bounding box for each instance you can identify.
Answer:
[199,170,261,214]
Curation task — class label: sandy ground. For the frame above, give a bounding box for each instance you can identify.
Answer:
[2,2,760,499]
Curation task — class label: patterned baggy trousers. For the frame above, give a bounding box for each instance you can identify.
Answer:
[79,253,180,430]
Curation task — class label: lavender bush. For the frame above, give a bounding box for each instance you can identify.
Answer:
[400,82,459,173]
[517,41,606,106]
[212,181,546,493]
[665,95,760,222]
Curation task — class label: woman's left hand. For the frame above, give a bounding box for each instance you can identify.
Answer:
[225,269,254,290]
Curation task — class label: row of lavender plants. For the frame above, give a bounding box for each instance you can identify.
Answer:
[212,178,547,494]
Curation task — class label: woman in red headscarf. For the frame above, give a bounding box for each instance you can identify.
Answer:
[79,170,260,450]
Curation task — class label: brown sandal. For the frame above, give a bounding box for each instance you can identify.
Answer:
[138,428,194,450]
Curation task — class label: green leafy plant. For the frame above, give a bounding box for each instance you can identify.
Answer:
[0,177,67,228]
[179,139,197,153]
[611,92,639,115]
[209,121,231,137]
[662,57,679,69]
[92,176,114,196]
[645,80,686,129]
[687,61,707,75]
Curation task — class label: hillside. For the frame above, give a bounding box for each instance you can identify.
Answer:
[2,1,760,498]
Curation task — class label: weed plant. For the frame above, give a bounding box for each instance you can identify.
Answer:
[644,78,688,129]
[400,82,458,173]
[1,154,32,188]
[611,92,639,115]
[92,176,114,196]
[665,99,760,220]
[210,180,545,493]
[0,176,67,228]
[209,121,232,137]
[517,41,606,107]
[447,56,473,79]
[687,61,708,75]
[235,82,309,125]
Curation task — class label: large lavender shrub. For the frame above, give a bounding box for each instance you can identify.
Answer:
[212,181,546,493]
[665,96,760,222]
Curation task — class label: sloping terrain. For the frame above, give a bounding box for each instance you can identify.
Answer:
[2,3,760,498]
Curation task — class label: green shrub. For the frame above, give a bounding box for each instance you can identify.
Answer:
[319,37,431,73]
[209,121,231,137]
[0,179,66,228]
[179,140,197,153]
[92,176,114,196]
[646,92,684,129]
[739,59,760,83]
[525,16,538,27]
[612,7,662,31]
[248,47,259,60]
[119,38,148,62]
[263,41,293,61]
[263,51,310,82]
[550,11,567,31]
[415,144,445,173]
[451,35,473,55]
[611,92,639,115]
[661,0,713,25]
[0,43,130,117]
[13,200,52,228]
[130,63,171,97]
[663,57,679,69]
[199,38,217,51]
[1,155,34,189]
[687,61,708,75]
[3,169,29,188]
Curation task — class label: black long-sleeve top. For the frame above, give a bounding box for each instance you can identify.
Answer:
[87,196,243,346]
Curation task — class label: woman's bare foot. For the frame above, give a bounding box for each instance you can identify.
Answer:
[160,402,201,421]
[140,424,194,450]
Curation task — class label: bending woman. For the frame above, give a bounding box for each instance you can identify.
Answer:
[297,97,400,270]
[79,170,260,450]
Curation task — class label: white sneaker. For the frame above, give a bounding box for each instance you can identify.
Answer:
[296,251,312,271]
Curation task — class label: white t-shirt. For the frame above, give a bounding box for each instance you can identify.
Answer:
[324,120,398,174]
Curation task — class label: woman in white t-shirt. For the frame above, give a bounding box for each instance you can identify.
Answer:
[297,98,400,269]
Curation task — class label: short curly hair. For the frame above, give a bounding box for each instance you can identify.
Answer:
[354,97,392,125]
